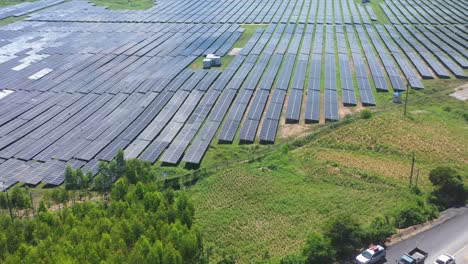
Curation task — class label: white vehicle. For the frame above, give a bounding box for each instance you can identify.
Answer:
[434,254,456,264]
[356,245,386,264]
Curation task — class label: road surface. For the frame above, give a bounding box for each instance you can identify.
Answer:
[385,206,468,263]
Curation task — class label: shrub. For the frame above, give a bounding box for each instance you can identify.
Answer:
[428,167,467,208]
[360,110,372,119]
[303,233,336,264]
[393,198,438,229]
[9,186,32,209]
[324,213,363,260]
[463,112,468,122]
[280,254,304,264]
[362,216,395,244]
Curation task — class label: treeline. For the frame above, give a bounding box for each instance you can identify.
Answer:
[0,150,211,263]
[281,166,467,263]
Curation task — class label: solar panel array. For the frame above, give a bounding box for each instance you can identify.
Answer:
[0,0,466,189]
[0,0,64,20]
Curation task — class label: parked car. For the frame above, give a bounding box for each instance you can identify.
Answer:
[397,247,428,264]
[434,254,456,264]
[356,245,386,264]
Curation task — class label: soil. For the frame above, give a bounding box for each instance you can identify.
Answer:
[449,83,468,101]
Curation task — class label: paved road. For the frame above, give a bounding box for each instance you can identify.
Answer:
[385,206,468,263]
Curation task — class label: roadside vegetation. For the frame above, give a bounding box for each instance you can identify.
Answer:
[190,79,467,262]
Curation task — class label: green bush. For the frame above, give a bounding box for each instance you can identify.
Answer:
[393,198,438,228]
[303,233,336,264]
[362,216,395,244]
[442,106,452,112]
[360,110,372,119]
[280,254,305,264]
[324,213,363,260]
[428,166,467,209]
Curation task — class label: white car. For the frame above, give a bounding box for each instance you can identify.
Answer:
[434,254,456,264]
[356,245,386,264]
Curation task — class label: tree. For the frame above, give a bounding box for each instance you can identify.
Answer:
[64,165,78,190]
[115,149,126,178]
[302,233,335,264]
[0,192,8,209]
[324,213,364,260]
[429,167,467,208]
[38,200,48,213]
[111,178,129,201]
[75,169,90,200]
[393,198,438,229]
[94,162,114,196]
[176,193,195,228]
[10,186,32,210]
[50,188,69,205]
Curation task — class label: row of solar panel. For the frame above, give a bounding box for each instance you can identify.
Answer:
[22,0,389,25]
[382,0,467,26]
[1,16,467,189]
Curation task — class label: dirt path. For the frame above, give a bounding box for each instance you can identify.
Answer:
[450,83,468,101]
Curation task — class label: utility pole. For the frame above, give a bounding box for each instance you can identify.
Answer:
[409,152,415,187]
[404,84,410,117]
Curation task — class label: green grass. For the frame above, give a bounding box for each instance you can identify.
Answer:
[190,79,467,262]
[0,0,35,8]
[89,0,154,10]
[237,24,268,47]
[0,15,28,26]
[355,0,390,25]
[369,1,390,25]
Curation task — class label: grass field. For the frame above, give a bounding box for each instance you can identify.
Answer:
[190,79,467,262]
[89,0,154,10]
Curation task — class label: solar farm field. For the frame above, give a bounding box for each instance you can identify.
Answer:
[0,0,467,190]
[190,79,468,262]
